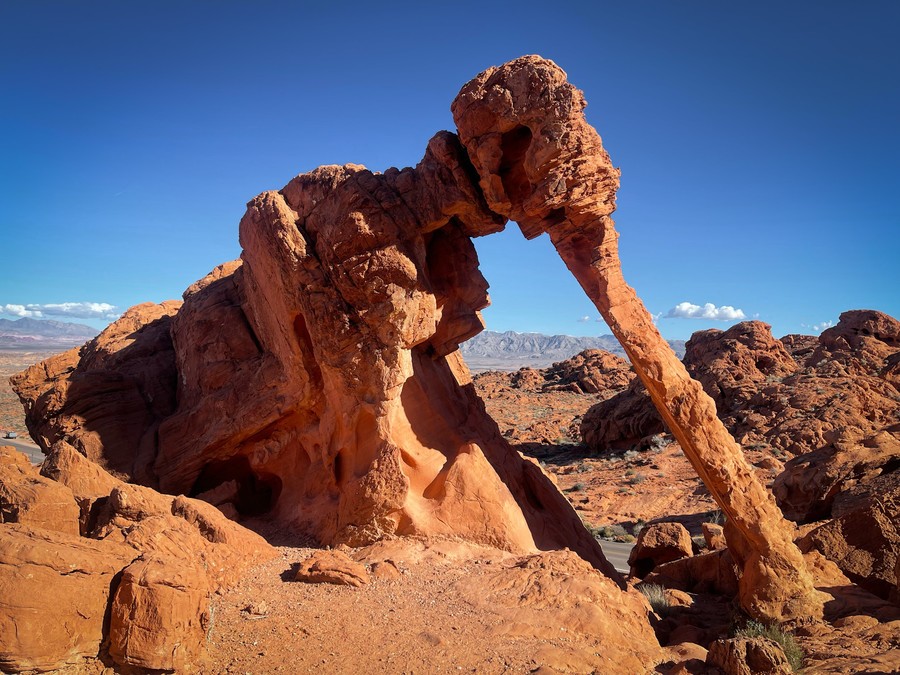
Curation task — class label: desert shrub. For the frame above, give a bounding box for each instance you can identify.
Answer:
[637,582,672,616]
[644,433,666,452]
[735,620,803,671]
[623,449,639,461]
[569,482,586,492]
[594,524,629,541]
[624,468,635,477]
[627,472,646,485]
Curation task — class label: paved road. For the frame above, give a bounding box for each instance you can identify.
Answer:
[598,540,633,574]
[1,437,44,465]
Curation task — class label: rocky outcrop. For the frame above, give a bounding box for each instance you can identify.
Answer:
[456,549,661,673]
[582,312,900,524]
[798,486,900,600]
[0,446,275,671]
[476,349,633,396]
[452,55,819,622]
[11,302,181,482]
[0,446,80,535]
[539,349,634,394]
[12,82,616,578]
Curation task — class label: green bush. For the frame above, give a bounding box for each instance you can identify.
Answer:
[735,620,803,671]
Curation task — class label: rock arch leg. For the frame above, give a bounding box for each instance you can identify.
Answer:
[453,55,823,623]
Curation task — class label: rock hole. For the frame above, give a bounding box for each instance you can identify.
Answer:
[333,450,345,485]
[191,456,282,517]
[542,207,567,228]
[499,125,533,205]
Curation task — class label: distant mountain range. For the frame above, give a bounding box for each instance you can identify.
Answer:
[460,330,686,371]
[0,317,98,350]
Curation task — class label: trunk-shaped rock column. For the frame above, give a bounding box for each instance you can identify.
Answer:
[453,55,823,623]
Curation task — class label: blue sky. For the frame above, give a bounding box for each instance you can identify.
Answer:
[1,1,897,340]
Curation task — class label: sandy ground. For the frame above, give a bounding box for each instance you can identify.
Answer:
[206,540,583,674]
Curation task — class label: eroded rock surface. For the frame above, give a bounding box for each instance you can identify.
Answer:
[12,55,819,625]
[12,84,613,578]
[0,446,275,672]
[582,311,900,525]
[628,521,694,578]
[0,445,80,535]
[0,524,136,672]
[452,56,819,622]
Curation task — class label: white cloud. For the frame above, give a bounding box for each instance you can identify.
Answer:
[577,315,591,323]
[1,302,121,320]
[801,320,834,333]
[665,301,747,321]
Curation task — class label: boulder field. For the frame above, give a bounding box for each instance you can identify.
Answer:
[1,55,845,671]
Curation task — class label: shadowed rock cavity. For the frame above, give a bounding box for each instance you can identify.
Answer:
[13,55,821,622]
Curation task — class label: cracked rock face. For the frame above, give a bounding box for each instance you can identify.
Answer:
[13,55,819,622]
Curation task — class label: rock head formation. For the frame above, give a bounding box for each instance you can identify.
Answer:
[12,55,821,626]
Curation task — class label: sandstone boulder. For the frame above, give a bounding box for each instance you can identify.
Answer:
[706,637,792,675]
[10,302,181,483]
[294,549,370,587]
[702,523,727,551]
[798,486,900,599]
[645,549,740,597]
[628,522,694,577]
[93,483,276,591]
[457,549,661,673]
[0,446,80,535]
[0,524,136,672]
[109,555,210,671]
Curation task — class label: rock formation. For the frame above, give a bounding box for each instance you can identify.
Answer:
[582,311,900,524]
[452,56,820,622]
[0,444,274,671]
[13,96,611,577]
[627,521,694,578]
[12,55,820,623]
